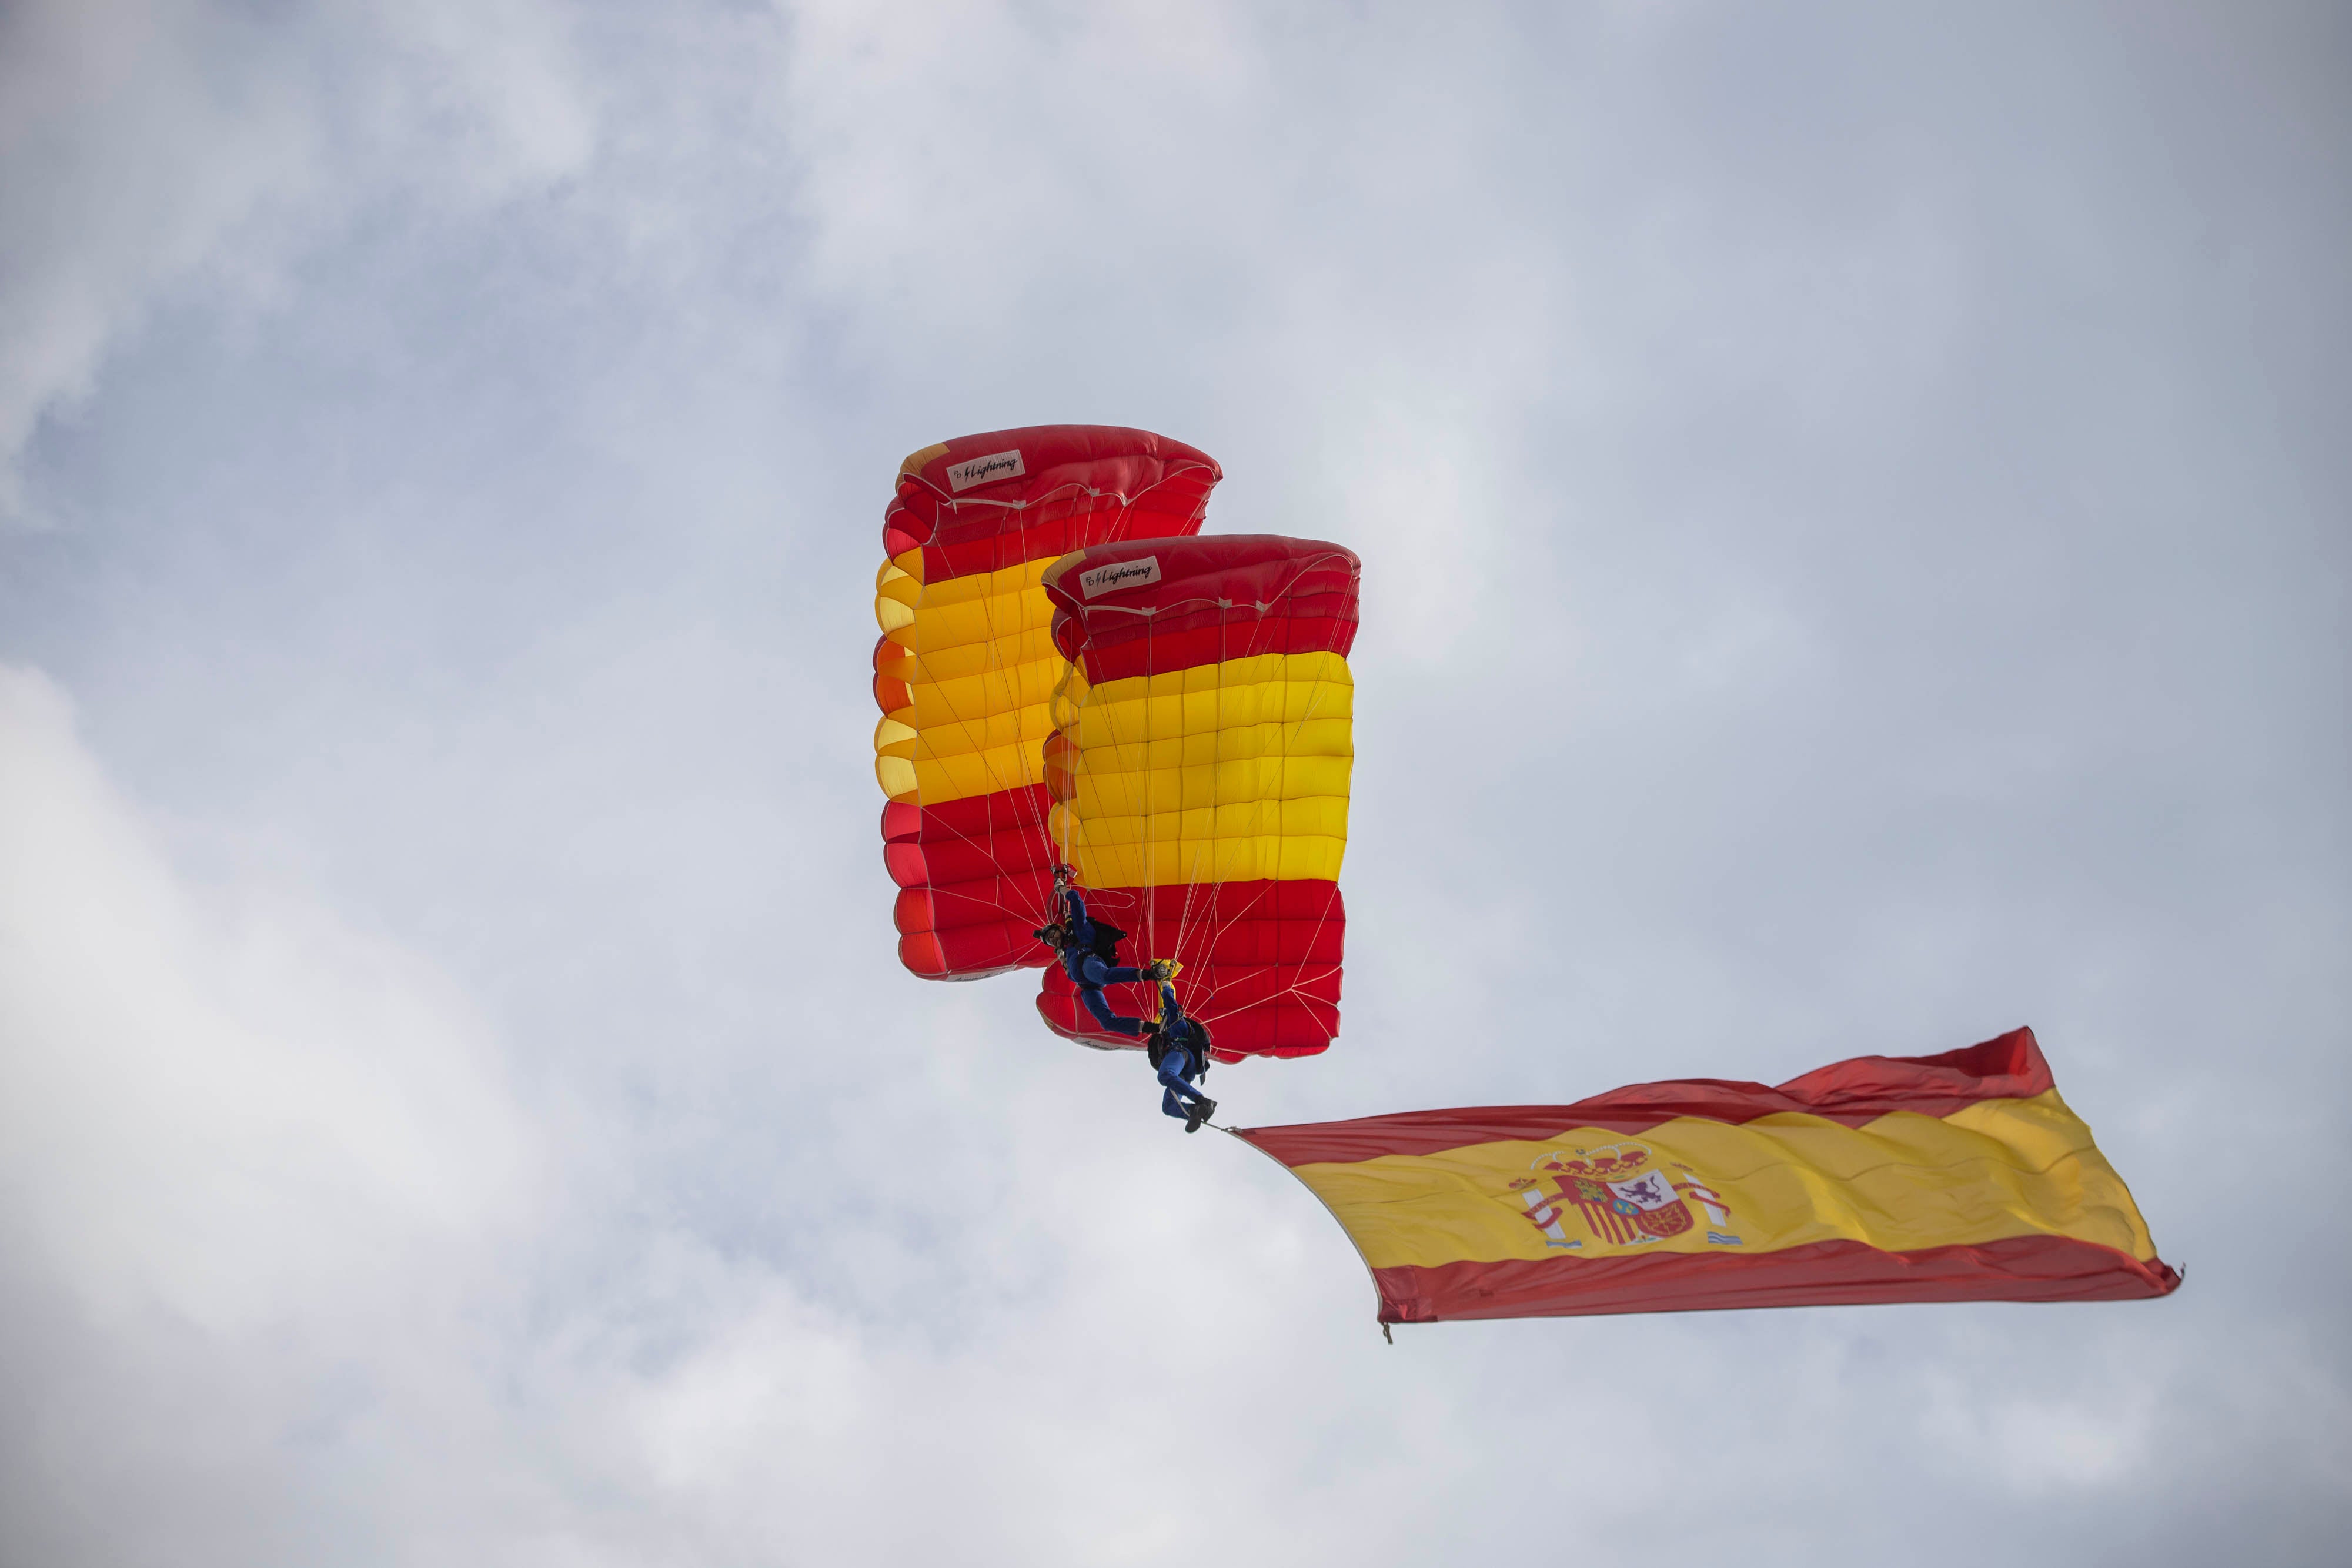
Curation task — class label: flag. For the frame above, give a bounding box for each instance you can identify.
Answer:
[1236,1028,2178,1323]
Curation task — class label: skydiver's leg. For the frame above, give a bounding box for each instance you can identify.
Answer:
[1167,1055,1217,1131]
[1157,1056,1211,1109]
[1078,986,1145,1038]
[1163,1085,1190,1120]
[1097,965,1145,985]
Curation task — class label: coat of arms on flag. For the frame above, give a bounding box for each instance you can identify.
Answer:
[1508,1145,1738,1249]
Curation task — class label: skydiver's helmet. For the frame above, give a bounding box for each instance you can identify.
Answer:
[1032,922,1068,952]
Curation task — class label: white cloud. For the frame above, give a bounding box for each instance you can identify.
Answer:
[0,666,537,1315]
[0,0,594,521]
[0,664,544,1554]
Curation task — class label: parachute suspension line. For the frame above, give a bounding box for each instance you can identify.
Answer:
[946,476,1231,938]
[883,437,1230,985]
[1182,895,1257,1027]
[1268,548,1358,1040]
[1143,596,1167,1017]
[1274,616,1334,1009]
[918,487,1048,932]
[1200,581,1241,1031]
[998,495,1063,927]
[1172,587,1231,1030]
[1155,594,1200,1022]
[1154,582,1235,1032]
[904,477,1165,944]
[1104,462,1214,549]
[1020,480,1112,936]
[1280,561,1306,1040]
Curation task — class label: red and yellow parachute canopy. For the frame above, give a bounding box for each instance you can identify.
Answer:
[1036,536,1360,1058]
[872,427,1221,979]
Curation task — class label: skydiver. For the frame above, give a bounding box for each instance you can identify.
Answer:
[1147,979,1218,1134]
[1034,867,1174,1039]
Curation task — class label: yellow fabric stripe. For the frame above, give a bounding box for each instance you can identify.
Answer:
[1048,650,1352,888]
[899,441,950,476]
[888,658,1065,743]
[870,552,1072,807]
[1289,1091,2159,1270]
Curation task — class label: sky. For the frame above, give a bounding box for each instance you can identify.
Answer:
[1,1,2346,1563]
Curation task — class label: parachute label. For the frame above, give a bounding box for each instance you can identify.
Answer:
[945,448,1026,491]
[1078,554,1162,597]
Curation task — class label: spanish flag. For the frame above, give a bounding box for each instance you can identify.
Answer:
[1237,1028,2178,1323]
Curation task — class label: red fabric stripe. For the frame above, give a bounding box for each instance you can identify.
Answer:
[1041,536,1361,682]
[1369,1233,2181,1323]
[881,787,1062,886]
[1034,879,1344,1058]
[885,426,1220,580]
[894,902,1054,973]
[882,787,1061,890]
[1039,993,1339,1058]
[882,786,1060,978]
[1238,1028,2056,1162]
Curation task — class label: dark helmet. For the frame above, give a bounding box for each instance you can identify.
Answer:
[1032,922,1067,950]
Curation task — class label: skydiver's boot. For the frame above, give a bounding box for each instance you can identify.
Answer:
[1184,1097,1218,1133]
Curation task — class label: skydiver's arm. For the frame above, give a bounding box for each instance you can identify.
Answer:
[1061,887,1090,935]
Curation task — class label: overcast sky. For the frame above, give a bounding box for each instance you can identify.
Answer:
[2,2,2346,1563]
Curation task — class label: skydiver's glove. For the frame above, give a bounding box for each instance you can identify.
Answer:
[1052,863,1075,888]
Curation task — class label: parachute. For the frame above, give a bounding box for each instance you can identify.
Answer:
[873,427,1222,978]
[866,433,2179,1338]
[1035,536,1360,1058]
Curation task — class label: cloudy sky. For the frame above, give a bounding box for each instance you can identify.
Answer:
[2,2,2346,1563]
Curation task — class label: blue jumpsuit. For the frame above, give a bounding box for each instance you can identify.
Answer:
[1153,986,1214,1122]
[1060,888,1148,1037]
